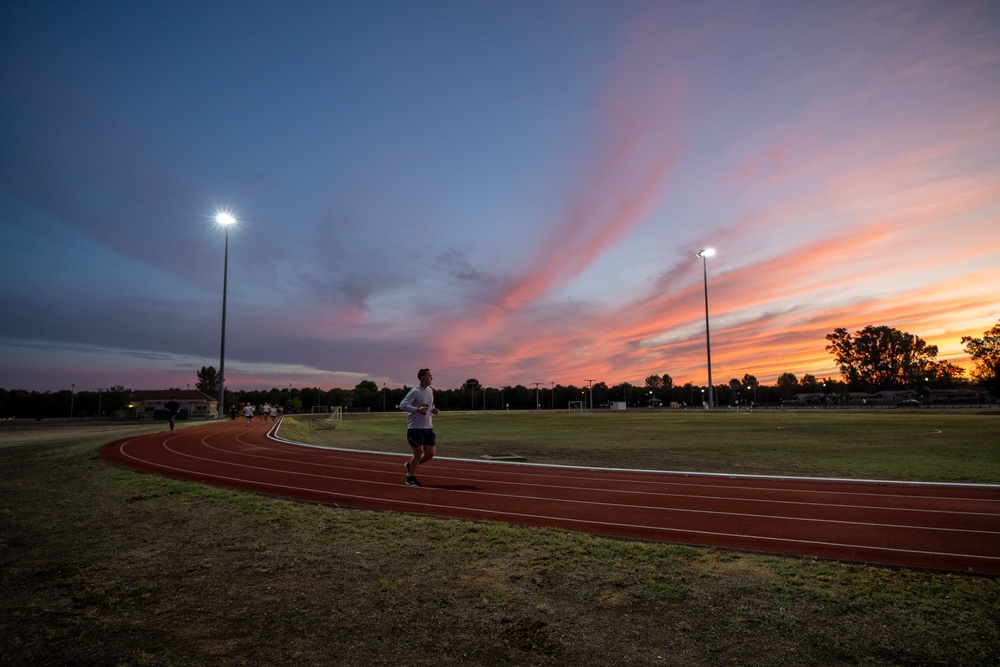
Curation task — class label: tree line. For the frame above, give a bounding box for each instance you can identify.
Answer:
[4,320,998,419]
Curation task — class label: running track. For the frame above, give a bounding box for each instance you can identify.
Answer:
[99,419,1000,575]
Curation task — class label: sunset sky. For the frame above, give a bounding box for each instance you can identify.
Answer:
[2,1,998,394]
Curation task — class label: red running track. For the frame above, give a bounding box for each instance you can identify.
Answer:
[99,419,1000,575]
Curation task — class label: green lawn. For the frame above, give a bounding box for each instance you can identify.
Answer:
[281,409,1000,484]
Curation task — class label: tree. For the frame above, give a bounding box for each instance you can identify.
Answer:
[776,372,799,399]
[353,381,379,411]
[104,385,131,415]
[196,366,219,395]
[462,378,481,409]
[589,382,608,407]
[963,320,1000,397]
[825,325,939,390]
[927,360,966,388]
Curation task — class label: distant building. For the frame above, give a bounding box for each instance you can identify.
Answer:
[928,389,989,405]
[127,390,218,421]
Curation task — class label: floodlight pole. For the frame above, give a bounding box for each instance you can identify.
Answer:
[217,212,236,418]
[697,249,715,409]
[532,382,543,410]
[585,379,595,410]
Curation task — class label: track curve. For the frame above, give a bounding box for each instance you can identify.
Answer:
[99,419,1000,575]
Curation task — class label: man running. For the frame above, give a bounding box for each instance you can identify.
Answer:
[398,368,439,486]
[164,396,180,433]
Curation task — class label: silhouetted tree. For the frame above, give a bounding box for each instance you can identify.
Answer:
[462,378,481,409]
[196,366,219,395]
[963,320,1000,397]
[776,372,799,399]
[352,381,379,411]
[826,325,939,390]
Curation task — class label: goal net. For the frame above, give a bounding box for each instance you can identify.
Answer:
[311,405,330,413]
[308,406,343,431]
[567,401,584,414]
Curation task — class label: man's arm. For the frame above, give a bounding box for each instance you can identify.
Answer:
[399,388,420,413]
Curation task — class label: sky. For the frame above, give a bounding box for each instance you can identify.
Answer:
[1,0,999,394]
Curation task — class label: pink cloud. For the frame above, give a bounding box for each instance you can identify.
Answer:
[413,2,1000,390]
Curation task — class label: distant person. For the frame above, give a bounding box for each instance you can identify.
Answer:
[399,368,439,486]
[244,404,254,425]
[229,404,237,421]
[164,396,180,433]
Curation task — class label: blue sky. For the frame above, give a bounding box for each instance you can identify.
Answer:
[2,0,998,393]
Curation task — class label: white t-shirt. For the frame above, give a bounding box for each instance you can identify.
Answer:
[399,385,434,429]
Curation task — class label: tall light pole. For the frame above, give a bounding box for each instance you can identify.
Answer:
[217,211,236,418]
[697,248,716,409]
[585,379,595,410]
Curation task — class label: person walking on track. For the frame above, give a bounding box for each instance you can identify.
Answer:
[399,368,439,486]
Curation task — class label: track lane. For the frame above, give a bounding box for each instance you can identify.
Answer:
[99,419,1000,574]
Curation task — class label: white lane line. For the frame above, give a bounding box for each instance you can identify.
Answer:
[115,438,1000,538]
[165,437,1000,520]
[266,430,1000,501]
[105,438,1000,566]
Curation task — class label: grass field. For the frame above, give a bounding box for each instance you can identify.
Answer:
[2,418,999,666]
[282,409,1000,484]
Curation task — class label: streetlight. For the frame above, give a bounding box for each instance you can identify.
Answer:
[697,248,716,409]
[216,211,236,418]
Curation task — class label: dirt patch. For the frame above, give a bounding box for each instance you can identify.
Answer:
[1,425,998,666]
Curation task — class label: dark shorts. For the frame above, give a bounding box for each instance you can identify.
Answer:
[407,428,436,448]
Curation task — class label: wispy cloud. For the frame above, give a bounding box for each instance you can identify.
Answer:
[2,2,997,393]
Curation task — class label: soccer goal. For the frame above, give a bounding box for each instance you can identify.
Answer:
[567,400,584,414]
[326,406,343,421]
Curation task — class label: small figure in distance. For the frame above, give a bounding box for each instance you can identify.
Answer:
[165,396,180,434]
[399,368,439,486]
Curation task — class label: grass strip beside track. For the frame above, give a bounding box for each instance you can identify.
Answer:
[282,409,1000,484]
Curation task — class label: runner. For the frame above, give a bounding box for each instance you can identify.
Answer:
[398,368,439,486]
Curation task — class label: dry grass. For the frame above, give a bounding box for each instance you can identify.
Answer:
[1,421,998,666]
